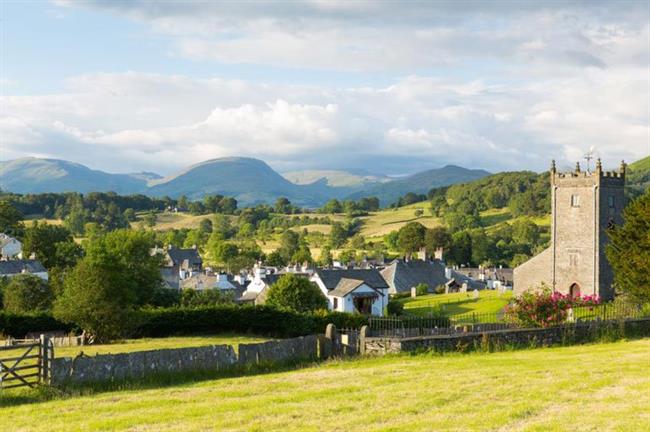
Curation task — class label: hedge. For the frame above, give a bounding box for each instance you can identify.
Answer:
[1,306,368,339]
[133,305,368,338]
[0,312,74,338]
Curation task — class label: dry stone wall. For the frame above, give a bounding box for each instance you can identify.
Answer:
[51,335,329,387]
[363,318,650,355]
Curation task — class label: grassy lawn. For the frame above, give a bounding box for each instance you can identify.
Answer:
[2,339,649,430]
[400,290,513,318]
[55,334,270,358]
[1,334,270,360]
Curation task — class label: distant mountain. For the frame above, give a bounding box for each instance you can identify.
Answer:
[283,169,391,189]
[0,156,491,207]
[347,165,491,205]
[0,157,150,194]
[147,157,332,206]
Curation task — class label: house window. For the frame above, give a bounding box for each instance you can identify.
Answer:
[333,298,339,310]
[571,194,580,207]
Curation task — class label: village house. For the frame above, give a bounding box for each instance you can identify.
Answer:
[180,272,247,298]
[311,268,389,316]
[380,258,448,294]
[154,245,203,289]
[0,259,48,281]
[238,264,312,305]
[0,233,22,259]
[455,267,513,290]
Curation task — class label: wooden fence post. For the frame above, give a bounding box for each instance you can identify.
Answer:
[39,334,50,385]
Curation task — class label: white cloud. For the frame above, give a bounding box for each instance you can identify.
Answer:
[3,2,649,174]
[55,1,650,73]
[1,68,648,174]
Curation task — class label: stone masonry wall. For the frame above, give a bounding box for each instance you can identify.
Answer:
[51,335,329,387]
[363,318,650,355]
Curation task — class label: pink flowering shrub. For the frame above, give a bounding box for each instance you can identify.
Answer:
[504,285,600,328]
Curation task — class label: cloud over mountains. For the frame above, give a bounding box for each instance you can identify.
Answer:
[3,1,649,174]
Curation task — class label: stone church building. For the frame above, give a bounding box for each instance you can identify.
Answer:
[513,159,626,300]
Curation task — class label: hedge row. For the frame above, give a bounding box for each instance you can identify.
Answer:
[0,306,368,339]
[133,305,368,338]
[0,312,74,338]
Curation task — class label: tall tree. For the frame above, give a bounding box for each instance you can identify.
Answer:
[22,222,77,269]
[2,274,53,314]
[606,190,650,303]
[83,229,162,306]
[54,259,136,342]
[0,200,24,238]
[265,274,328,313]
[397,222,426,258]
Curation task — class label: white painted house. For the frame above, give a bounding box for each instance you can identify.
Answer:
[0,233,22,259]
[0,259,48,281]
[311,269,389,316]
[328,278,387,315]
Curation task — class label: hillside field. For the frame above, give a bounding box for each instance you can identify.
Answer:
[2,339,649,430]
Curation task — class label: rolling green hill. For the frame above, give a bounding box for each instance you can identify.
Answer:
[627,155,650,195]
[0,157,150,194]
[346,165,491,206]
[147,157,333,207]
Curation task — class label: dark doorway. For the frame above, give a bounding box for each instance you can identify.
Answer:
[353,296,374,314]
[569,283,581,298]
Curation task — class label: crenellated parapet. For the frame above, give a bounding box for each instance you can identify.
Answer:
[550,159,625,187]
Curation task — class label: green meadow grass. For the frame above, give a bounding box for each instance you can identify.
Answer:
[52,333,270,358]
[400,290,513,318]
[1,339,648,431]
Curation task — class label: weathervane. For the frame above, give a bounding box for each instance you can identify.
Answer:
[583,146,595,173]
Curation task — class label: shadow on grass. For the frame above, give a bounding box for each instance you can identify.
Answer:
[0,358,323,408]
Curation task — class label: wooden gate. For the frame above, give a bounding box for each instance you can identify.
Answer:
[0,336,53,390]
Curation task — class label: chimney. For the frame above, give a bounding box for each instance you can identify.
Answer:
[417,247,427,261]
[434,247,444,261]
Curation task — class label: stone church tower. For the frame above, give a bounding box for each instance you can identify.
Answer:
[513,159,626,300]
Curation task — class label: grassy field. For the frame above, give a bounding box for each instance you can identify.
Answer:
[2,339,649,430]
[358,202,441,238]
[53,334,270,358]
[400,290,513,317]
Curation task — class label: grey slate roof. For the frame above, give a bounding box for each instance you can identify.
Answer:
[0,259,47,275]
[166,247,202,267]
[380,259,448,294]
[314,268,389,291]
[329,278,365,297]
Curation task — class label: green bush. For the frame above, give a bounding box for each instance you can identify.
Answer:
[415,283,429,296]
[386,300,404,316]
[434,285,446,294]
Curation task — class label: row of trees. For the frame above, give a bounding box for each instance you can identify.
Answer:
[384,218,547,268]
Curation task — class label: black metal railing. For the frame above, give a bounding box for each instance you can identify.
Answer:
[369,301,650,338]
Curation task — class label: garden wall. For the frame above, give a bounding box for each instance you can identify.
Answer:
[363,318,650,355]
[50,335,328,387]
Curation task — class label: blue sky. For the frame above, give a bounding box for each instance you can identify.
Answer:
[1,1,649,175]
